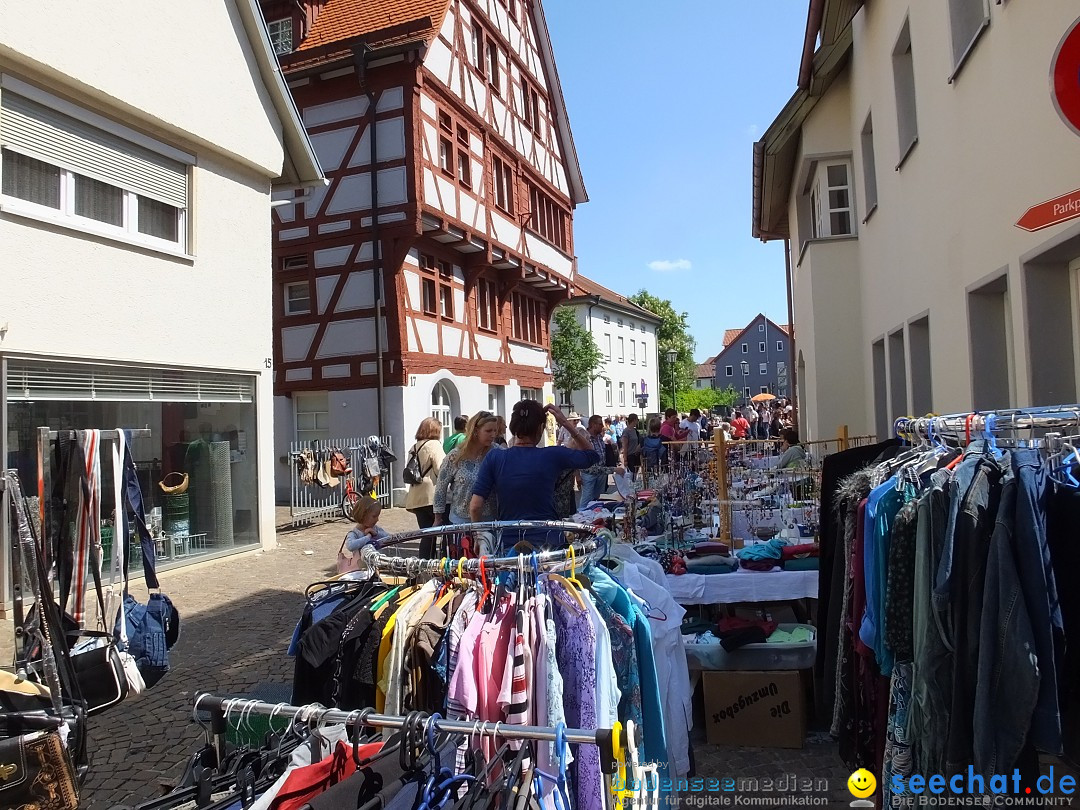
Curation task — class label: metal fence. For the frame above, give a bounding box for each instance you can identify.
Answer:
[289,436,394,527]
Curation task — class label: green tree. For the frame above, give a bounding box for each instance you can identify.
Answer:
[550,305,605,411]
[676,386,739,413]
[628,290,697,410]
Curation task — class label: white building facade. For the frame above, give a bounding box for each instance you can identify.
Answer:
[754,0,1080,440]
[0,0,322,575]
[558,276,661,418]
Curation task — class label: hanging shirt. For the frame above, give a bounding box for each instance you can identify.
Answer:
[583,590,621,730]
[382,581,438,717]
[551,580,604,810]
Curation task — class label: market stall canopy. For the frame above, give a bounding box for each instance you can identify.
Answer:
[751,393,777,403]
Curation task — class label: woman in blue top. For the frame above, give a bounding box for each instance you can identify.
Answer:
[469,400,599,546]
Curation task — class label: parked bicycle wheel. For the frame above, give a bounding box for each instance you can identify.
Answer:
[340,486,361,520]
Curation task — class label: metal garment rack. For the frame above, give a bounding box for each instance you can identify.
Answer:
[894,405,1080,444]
[359,521,607,578]
[193,693,615,766]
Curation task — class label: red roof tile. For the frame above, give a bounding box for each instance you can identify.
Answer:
[572,274,659,320]
[721,328,743,348]
[298,0,449,52]
[696,362,716,379]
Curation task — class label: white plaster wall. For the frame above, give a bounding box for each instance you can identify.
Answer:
[782,3,1080,439]
[0,0,285,177]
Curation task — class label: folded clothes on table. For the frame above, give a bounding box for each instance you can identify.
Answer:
[782,557,820,571]
[735,538,786,561]
[766,626,814,644]
[686,542,730,556]
[685,554,738,574]
[740,559,781,572]
[681,618,715,636]
[780,542,819,560]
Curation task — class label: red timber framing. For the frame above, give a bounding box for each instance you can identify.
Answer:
[266,0,581,398]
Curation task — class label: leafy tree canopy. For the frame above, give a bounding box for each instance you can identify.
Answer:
[550,305,605,411]
[628,290,696,410]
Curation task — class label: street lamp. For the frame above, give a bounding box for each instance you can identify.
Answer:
[666,349,678,410]
[740,361,750,407]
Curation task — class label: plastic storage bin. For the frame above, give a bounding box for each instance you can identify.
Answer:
[683,623,817,671]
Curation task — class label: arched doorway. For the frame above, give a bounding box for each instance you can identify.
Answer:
[431,382,455,440]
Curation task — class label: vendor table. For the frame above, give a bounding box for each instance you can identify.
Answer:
[665,568,819,605]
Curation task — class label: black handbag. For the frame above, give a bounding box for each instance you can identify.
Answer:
[68,630,128,716]
[0,714,80,810]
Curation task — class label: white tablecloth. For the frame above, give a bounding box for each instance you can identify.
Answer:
[665,569,819,605]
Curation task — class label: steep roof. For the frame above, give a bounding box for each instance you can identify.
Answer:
[696,361,716,379]
[237,0,324,186]
[297,0,446,51]
[721,329,743,349]
[570,274,661,322]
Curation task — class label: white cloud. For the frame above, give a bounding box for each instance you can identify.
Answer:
[647,258,692,272]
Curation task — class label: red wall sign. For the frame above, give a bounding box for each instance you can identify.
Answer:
[1052,16,1080,136]
[1016,188,1080,232]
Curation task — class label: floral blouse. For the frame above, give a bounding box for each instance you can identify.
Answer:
[432,446,503,520]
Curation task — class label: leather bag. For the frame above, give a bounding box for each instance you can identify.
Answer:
[329,449,350,477]
[68,631,127,716]
[0,720,79,810]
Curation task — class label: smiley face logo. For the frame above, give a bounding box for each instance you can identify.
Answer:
[847,769,877,799]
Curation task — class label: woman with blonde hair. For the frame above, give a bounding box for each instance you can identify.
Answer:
[404,417,446,535]
[433,411,504,540]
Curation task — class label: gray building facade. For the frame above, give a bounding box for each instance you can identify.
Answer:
[712,314,792,406]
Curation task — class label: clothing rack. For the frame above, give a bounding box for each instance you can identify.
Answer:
[894,405,1080,444]
[192,693,615,761]
[359,521,605,577]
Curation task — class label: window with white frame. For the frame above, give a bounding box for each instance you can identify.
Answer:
[0,87,190,253]
[520,387,541,401]
[725,365,733,377]
[617,318,623,327]
[758,324,765,332]
[618,382,625,407]
[284,281,310,315]
[603,314,610,323]
[618,337,625,363]
[604,334,611,361]
[759,342,766,353]
[477,277,498,332]
[741,343,748,354]
[760,386,769,394]
[295,392,329,443]
[759,363,768,375]
[268,18,293,54]
[808,161,854,238]
[632,381,638,396]
[777,341,784,352]
[641,346,646,367]
[604,380,612,407]
[743,387,751,399]
[471,22,484,71]
[630,340,636,365]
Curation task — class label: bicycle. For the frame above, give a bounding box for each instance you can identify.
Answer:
[339,445,377,519]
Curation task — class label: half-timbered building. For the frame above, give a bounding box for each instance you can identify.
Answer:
[261,0,586,498]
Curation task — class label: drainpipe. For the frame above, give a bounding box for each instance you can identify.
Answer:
[784,238,798,420]
[354,44,385,440]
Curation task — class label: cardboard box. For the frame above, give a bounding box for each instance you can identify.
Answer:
[702,670,806,748]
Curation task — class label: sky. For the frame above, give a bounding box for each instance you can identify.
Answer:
[544,1,808,362]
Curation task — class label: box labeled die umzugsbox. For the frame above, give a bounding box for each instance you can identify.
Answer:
[702,670,805,748]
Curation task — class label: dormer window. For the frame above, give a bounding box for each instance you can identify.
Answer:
[268,18,293,55]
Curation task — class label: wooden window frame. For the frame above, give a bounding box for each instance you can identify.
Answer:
[439,136,454,177]
[456,125,471,187]
[525,180,568,251]
[511,291,543,345]
[477,276,499,333]
[491,154,515,215]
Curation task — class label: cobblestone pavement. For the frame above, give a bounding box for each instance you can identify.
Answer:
[6,508,1073,808]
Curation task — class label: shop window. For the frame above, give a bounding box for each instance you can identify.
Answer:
[284,281,310,315]
[476,278,498,332]
[0,90,189,252]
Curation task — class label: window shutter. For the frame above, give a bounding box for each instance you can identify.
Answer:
[7,361,253,403]
[1,93,187,207]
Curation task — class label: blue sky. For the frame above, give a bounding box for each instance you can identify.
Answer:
[544,1,807,362]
